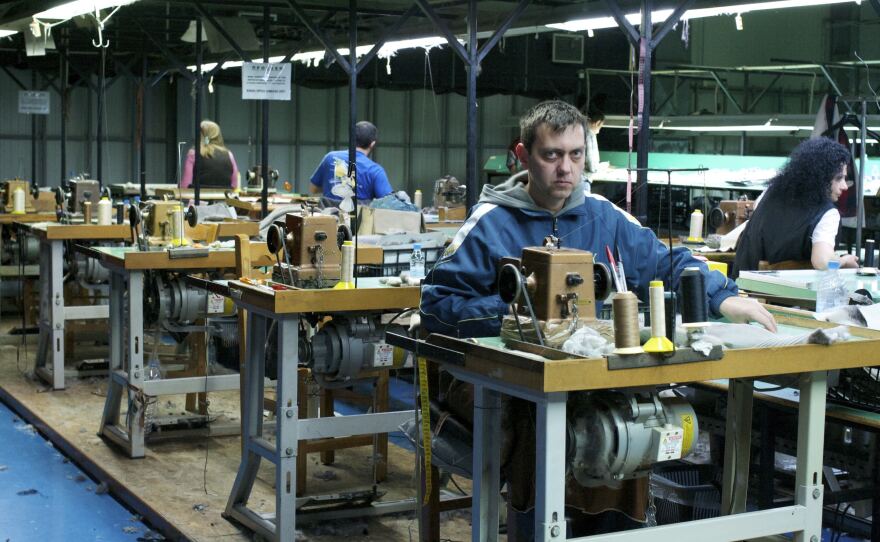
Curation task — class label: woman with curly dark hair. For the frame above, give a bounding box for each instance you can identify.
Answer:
[733,137,857,277]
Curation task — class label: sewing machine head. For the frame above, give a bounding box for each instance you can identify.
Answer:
[1,179,34,213]
[433,175,466,208]
[141,199,188,246]
[268,211,343,288]
[245,166,279,193]
[67,178,101,214]
[500,246,610,323]
[709,198,754,235]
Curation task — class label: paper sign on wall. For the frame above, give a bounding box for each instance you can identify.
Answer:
[241,62,291,101]
[19,91,50,114]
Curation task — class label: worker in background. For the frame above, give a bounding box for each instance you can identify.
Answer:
[582,109,605,194]
[733,137,858,277]
[180,120,240,189]
[420,101,776,540]
[310,121,393,204]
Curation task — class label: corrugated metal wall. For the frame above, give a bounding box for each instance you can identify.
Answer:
[2,65,536,200]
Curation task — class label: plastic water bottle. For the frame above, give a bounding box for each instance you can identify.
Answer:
[409,243,425,280]
[815,260,849,313]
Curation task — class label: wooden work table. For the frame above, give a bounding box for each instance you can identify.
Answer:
[397,306,880,542]
[0,212,58,224]
[77,245,237,271]
[19,221,132,241]
[227,276,419,314]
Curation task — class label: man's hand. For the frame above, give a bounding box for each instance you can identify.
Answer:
[719,296,777,332]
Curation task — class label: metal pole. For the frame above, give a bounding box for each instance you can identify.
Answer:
[97,46,105,189]
[31,71,36,185]
[140,53,147,199]
[193,18,202,206]
[260,6,270,218]
[635,0,653,225]
[465,0,478,210]
[60,31,68,188]
[349,0,358,287]
[856,100,867,251]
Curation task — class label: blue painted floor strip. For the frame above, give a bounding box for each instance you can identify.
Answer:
[0,400,158,541]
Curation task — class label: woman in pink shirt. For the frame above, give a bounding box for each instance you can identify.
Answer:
[180,120,240,189]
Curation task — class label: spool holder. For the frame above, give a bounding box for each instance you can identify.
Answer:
[607,344,723,370]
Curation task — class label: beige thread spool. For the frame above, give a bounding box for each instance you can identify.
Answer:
[612,291,643,354]
[82,201,93,224]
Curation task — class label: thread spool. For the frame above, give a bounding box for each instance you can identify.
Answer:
[687,209,704,242]
[170,205,184,246]
[12,187,25,214]
[97,197,112,225]
[116,203,125,224]
[612,291,643,354]
[414,189,423,209]
[333,240,355,289]
[82,201,93,224]
[664,291,677,343]
[865,239,875,268]
[643,280,674,353]
[679,267,708,323]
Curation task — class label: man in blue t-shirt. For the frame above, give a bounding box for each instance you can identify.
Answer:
[309,121,393,203]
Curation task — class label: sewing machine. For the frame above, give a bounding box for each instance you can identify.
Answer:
[709,198,754,235]
[268,211,344,288]
[1,179,34,213]
[245,165,279,192]
[62,178,101,214]
[139,200,188,246]
[500,246,610,323]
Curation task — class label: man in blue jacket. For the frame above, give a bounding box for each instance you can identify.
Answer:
[421,101,775,337]
[419,100,775,539]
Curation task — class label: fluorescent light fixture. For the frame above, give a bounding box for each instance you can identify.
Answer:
[603,114,880,134]
[0,30,17,38]
[187,36,455,72]
[547,0,861,33]
[35,0,138,21]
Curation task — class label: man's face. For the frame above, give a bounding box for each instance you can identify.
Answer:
[516,123,585,213]
[830,163,848,202]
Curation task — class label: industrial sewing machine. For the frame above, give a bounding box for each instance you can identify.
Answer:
[245,165,279,193]
[56,177,101,215]
[267,210,346,288]
[137,199,188,246]
[709,198,754,235]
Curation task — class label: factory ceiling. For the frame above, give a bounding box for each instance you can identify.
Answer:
[0,0,875,96]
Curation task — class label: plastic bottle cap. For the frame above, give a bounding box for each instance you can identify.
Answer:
[413,243,422,250]
[101,197,109,201]
[692,209,702,215]
[828,261,841,270]
[649,280,664,288]
[343,240,353,246]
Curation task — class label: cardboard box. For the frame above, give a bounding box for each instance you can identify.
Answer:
[357,207,425,235]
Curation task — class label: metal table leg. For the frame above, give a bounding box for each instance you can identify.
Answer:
[795,371,826,542]
[125,270,146,458]
[275,316,300,541]
[535,392,568,542]
[472,383,502,542]
[99,269,126,441]
[35,238,65,389]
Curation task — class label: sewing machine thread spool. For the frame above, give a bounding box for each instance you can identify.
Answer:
[82,201,93,224]
[12,187,25,214]
[116,203,125,224]
[612,291,643,354]
[865,239,875,268]
[687,209,704,242]
[680,267,708,323]
[413,189,423,209]
[643,280,674,353]
[170,205,184,246]
[97,197,112,225]
[333,240,355,289]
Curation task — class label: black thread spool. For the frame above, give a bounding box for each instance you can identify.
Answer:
[680,267,708,324]
[664,290,677,343]
[116,203,125,224]
[865,239,875,268]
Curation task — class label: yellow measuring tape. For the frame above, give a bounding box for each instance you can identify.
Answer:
[417,356,432,505]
